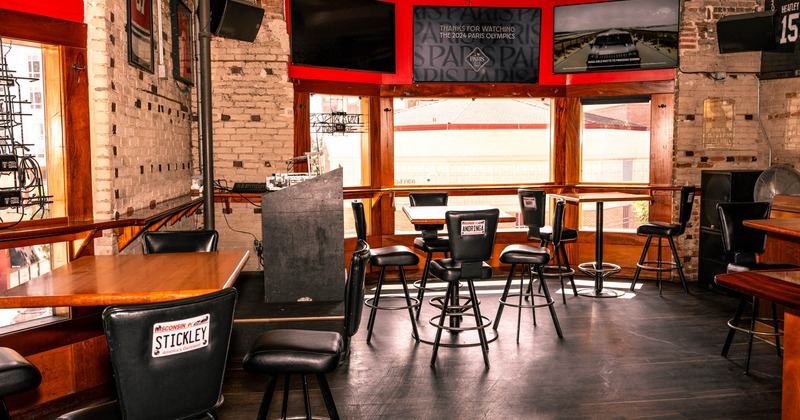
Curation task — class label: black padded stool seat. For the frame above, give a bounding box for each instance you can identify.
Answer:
[352,202,420,343]
[244,329,342,376]
[243,241,370,420]
[630,186,695,296]
[493,244,563,343]
[0,347,41,419]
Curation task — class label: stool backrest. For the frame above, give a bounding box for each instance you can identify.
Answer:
[550,199,567,247]
[102,288,237,420]
[716,201,770,266]
[142,230,219,254]
[351,201,368,242]
[409,192,448,237]
[445,209,499,277]
[676,186,697,234]
[344,240,371,337]
[517,189,546,240]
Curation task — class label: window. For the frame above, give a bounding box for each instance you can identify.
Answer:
[308,94,370,187]
[579,97,650,230]
[393,98,551,186]
[0,38,68,329]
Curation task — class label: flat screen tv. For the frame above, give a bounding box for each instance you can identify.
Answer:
[553,0,680,74]
[289,0,396,73]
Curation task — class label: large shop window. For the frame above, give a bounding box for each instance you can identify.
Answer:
[309,94,370,187]
[0,38,69,330]
[579,97,650,231]
[392,97,552,233]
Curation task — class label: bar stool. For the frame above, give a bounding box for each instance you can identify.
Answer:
[352,201,420,343]
[408,192,451,320]
[0,347,41,420]
[429,208,499,368]
[539,198,578,304]
[629,186,695,296]
[717,202,797,374]
[493,241,563,343]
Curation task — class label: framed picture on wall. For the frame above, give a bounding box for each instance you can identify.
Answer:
[172,0,193,84]
[127,0,154,72]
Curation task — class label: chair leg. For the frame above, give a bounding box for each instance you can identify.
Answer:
[560,244,578,297]
[316,373,340,420]
[398,267,420,342]
[467,279,490,367]
[256,375,279,420]
[772,302,783,358]
[0,401,9,420]
[301,374,312,419]
[667,236,689,293]
[722,295,749,358]
[631,235,652,291]
[536,264,563,338]
[493,264,517,330]
[516,265,526,343]
[366,267,387,343]
[431,283,454,366]
[415,252,434,320]
[656,237,664,296]
[745,297,760,374]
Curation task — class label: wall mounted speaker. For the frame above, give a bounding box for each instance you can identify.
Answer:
[717,10,778,53]
[210,0,265,42]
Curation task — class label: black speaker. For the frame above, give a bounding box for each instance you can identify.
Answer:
[699,170,762,229]
[717,10,778,53]
[210,0,265,42]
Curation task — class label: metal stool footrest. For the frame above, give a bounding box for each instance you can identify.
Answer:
[578,262,621,277]
[498,292,554,310]
[365,295,420,311]
[429,313,492,334]
[541,265,575,278]
[636,260,678,273]
[727,316,784,340]
[428,295,479,312]
[413,279,451,292]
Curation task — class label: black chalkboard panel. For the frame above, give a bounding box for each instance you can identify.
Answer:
[413,7,541,83]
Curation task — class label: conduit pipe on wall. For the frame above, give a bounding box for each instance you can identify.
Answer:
[197,0,215,229]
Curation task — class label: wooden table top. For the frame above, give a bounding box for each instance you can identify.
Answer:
[715,269,800,311]
[550,192,653,203]
[744,218,800,238]
[0,250,250,308]
[402,205,516,225]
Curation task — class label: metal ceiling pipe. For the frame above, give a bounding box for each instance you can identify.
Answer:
[197,0,215,230]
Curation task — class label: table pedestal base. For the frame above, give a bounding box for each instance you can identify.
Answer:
[577,262,624,298]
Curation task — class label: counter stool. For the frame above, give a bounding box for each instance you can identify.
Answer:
[717,202,797,374]
[0,347,41,420]
[243,241,370,420]
[630,186,695,296]
[408,192,451,320]
[539,198,578,304]
[429,209,499,368]
[352,201,420,343]
[493,243,563,343]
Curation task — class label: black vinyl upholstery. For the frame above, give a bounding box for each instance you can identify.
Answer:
[429,209,498,367]
[630,186,696,294]
[242,240,370,420]
[408,192,452,320]
[352,201,420,343]
[0,347,41,420]
[142,230,219,254]
[57,288,238,420]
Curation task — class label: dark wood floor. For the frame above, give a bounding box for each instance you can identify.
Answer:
[219,273,782,419]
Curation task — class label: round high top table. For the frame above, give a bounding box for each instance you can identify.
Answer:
[550,192,652,298]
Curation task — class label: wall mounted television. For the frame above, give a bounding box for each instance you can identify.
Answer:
[289,0,396,73]
[553,0,679,74]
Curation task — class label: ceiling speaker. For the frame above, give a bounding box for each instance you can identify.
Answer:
[210,0,265,42]
[717,10,778,54]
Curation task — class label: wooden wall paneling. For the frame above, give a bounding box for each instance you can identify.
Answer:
[565,81,675,98]
[649,93,675,223]
[0,9,86,48]
[62,46,92,225]
[373,97,395,243]
[292,91,310,172]
[380,83,565,98]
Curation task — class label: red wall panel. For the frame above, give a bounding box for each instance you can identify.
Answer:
[0,0,83,23]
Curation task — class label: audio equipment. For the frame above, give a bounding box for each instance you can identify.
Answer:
[717,10,778,53]
[210,0,265,42]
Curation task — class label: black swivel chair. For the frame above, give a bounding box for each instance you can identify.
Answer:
[429,209,499,368]
[0,347,41,420]
[57,288,238,420]
[352,201,420,343]
[717,202,797,374]
[242,240,370,420]
[142,229,219,254]
[408,192,451,320]
[630,186,696,296]
[517,189,578,303]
